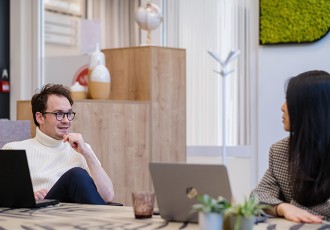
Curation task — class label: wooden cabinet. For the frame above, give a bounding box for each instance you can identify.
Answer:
[17,46,186,205]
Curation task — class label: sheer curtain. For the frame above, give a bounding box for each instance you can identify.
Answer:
[166,0,254,199]
[166,0,249,147]
[89,0,140,48]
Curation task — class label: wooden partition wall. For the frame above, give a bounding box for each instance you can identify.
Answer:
[17,46,186,205]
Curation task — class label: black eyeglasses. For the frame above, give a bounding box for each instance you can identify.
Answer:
[42,111,76,121]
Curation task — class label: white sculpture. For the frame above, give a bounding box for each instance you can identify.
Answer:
[208,49,240,165]
[135,1,163,45]
[208,50,240,77]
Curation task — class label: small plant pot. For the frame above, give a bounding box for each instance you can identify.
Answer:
[198,212,223,230]
[229,215,255,230]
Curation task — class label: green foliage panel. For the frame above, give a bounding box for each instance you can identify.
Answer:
[260,0,330,44]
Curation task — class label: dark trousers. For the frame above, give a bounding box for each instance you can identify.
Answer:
[45,167,106,205]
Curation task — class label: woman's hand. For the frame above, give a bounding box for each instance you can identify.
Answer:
[277,203,323,223]
[34,189,48,200]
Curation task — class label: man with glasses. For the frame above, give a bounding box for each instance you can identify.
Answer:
[2,84,114,205]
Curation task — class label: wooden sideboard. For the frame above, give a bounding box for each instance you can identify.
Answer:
[17,46,186,205]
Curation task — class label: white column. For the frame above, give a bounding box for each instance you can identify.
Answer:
[10,0,43,120]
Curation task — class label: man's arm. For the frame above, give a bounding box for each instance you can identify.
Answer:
[63,133,114,203]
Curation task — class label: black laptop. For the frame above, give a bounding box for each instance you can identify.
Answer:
[0,149,59,208]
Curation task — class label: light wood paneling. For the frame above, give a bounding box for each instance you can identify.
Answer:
[104,46,186,163]
[149,47,186,162]
[71,100,151,205]
[16,100,35,137]
[104,47,151,101]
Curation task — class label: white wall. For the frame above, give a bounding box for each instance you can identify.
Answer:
[257,34,330,179]
[44,55,89,87]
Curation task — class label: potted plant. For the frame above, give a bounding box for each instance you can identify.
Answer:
[224,195,269,230]
[186,187,231,230]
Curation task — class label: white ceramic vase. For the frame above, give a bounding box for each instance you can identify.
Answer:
[90,64,111,99]
[198,212,223,230]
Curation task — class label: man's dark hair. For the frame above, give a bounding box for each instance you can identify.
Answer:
[31,84,73,127]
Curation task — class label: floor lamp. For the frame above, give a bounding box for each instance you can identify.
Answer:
[207,50,240,165]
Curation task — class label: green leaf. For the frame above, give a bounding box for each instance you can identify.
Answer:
[190,193,231,214]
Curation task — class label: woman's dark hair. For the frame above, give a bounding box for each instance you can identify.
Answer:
[286,70,330,207]
[31,83,73,127]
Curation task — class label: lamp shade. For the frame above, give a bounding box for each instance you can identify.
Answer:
[135,2,163,31]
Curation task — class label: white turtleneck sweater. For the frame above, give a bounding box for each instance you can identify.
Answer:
[2,128,97,192]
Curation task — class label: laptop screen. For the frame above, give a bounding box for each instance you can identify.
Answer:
[0,149,58,208]
[149,162,232,223]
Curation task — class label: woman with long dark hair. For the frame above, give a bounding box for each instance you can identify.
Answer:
[251,70,330,223]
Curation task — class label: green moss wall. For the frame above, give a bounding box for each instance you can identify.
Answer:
[260,0,330,45]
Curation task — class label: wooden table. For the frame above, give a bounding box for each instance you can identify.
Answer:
[0,203,327,229]
[0,203,197,229]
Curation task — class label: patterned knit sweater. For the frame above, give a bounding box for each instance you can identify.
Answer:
[251,137,330,219]
[2,128,96,192]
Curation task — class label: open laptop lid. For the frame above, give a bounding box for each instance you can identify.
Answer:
[149,162,232,223]
[0,149,58,208]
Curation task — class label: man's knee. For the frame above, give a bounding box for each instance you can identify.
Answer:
[65,167,95,188]
[47,167,104,204]
[66,167,89,178]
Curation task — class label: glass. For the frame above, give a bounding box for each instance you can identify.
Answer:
[132,191,155,219]
[42,111,76,121]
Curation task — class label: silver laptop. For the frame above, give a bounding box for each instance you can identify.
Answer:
[0,149,59,208]
[149,162,232,223]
